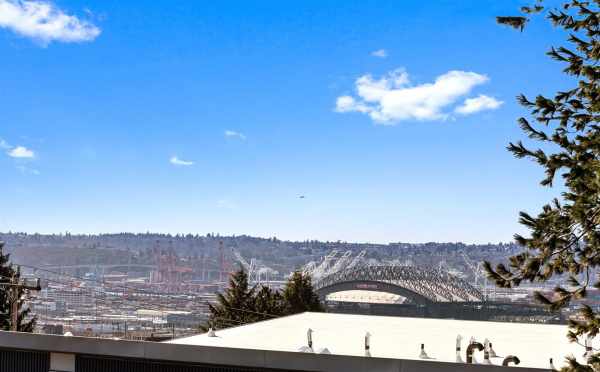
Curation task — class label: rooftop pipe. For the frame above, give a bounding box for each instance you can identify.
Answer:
[488,342,498,358]
[364,332,371,357]
[419,344,430,359]
[466,341,484,364]
[502,355,520,366]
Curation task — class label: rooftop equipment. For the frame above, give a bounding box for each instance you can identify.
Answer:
[317,347,331,354]
[502,355,520,366]
[466,340,484,364]
[487,340,498,358]
[418,344,429,359]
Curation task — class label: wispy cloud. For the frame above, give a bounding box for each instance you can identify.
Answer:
[335,68,500,124]
[0,138,10,149]
[169,156,194,166]
[7,145,34,158]
[16,165,40,175]
[455,94,503,115]
[371,49,387,58]
[224,130,246,140]
[0,0,101,45]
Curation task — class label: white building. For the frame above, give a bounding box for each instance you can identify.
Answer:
[0,312,583,371]
[170,312,583,370]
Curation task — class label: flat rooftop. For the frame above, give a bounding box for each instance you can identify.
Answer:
[169,312,583,369]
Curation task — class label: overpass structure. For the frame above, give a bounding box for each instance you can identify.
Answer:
[314,265,484,304]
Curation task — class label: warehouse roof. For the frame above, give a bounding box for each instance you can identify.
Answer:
[169,312,583,369]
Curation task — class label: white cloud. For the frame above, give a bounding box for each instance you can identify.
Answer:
[335,68,496,124]
[336,96,361,112]
[224,130,246,140]
[7,145,34,158]
[0,138,10,149]
[455,94,503,115]
[371,49,387,58]
[0,0,100,44]
[169,156,194,166]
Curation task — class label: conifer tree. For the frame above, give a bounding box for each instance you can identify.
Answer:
[203,269,323,331]
[282,271,323,314]
[0,242,36,332]
[204,267,257,330]
[485,2,600,370]
[253,285,284,319]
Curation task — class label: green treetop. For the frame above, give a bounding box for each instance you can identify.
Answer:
[0,242,36,332]
[485,1,600,370]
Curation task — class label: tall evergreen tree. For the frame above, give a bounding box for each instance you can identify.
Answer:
[204,267,257,330]
[282,271,323,314]
[485,2,600,370]
[0,242,36,332]
[253,285,286,321]
[203,269,323,331]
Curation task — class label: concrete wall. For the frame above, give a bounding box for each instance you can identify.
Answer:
[0,331,545,372]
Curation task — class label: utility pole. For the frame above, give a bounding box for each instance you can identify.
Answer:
[219,241,224,282]
[0,272,41,332]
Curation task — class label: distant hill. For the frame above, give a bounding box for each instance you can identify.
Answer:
[0,232,520,282]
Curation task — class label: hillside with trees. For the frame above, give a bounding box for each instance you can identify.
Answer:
[0,232,520,282]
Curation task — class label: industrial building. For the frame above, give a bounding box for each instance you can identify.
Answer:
[0,312,584,371]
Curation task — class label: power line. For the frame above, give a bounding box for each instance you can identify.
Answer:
[212,317,247,326]
[213,305,279,318]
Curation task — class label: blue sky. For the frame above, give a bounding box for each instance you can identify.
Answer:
[0,0,570,243]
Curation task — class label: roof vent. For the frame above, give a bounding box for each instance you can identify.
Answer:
[456,335,463,363]
[317,347,331,354]
[207,328,216,337]
[488,342,498,358]
[482,348,492,364]
[466,339,483,364]
[297,346,313,353]
[481,338,492,364]
[307,328,313,349]
[419,344,430,359]
[502,355,520,366]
